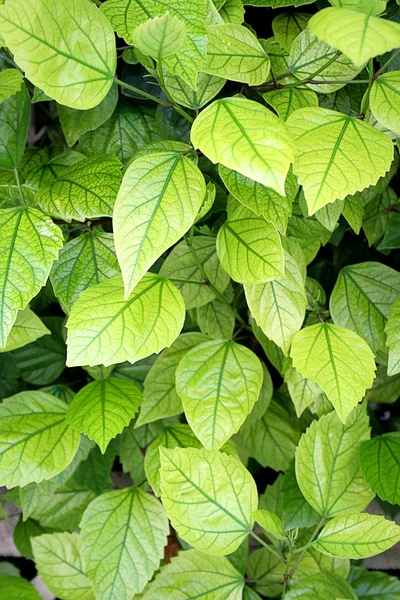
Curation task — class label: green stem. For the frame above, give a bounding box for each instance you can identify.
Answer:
[360,58,374,116]
[114,76,167,105]
[374,48,400,79]
[289,516,326,577]
[250,531,286,564]
[14,168,25,206]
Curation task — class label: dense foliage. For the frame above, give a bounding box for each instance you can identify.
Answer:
[0,0,400,598]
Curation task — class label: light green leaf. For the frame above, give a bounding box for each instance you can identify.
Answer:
[246,547,283,598]
[176,339,264,449]
[35,155,123,222]
[308,7,400,67]
[289,30,362,94]
[50,229,120,314]
[80,488,169,599]
[0,207,63,349]
[329,0,386,14]
[163,70,226,110]
[114,152,205,297]
[245,251,307,355]
[296,405,373,518]
[191,97,294,195]
[240,399,302,471]
[23,148,86,190]
[342,192,364,234]
[219,166,298,234]
[3,308,49,352]
[58,84,119,147]
[0,576,41,600]
[281,461,320,530]
[349,566,400,600]
[32,532,94,600]
[272,12,310,52]
[219,0,244,25]
[290,323,376,422]
[288,547,349,584]
[66,274,185,368]
[313,512,400,559]
[160,446,257,554]
[132,13,187,60]
[137,332,209,426]
[66,379,142,453]
[0,391,80,488]
[253,509,285,540]
[0,69,23,103]
[159,236,230,309]
[0,85,29,169]
[287,107,394,215]
[386,296,400,376]
[203,23,270,85]
[142,549,244,599]
[283,361,328,417]
[195,295,235,339]
[330,262,400,363]
[0,0,116,109]
[370,70,400,135]
[359,432,400,504]
[263,87,318,121]
[285,572,356,600]
[216,205,284,284]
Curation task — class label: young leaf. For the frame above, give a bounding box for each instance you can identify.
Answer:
[114,152,205,298]
[253,509,286,540]
[80,488,169,598]
[0,69,23,104]
[287,107,394,215]
[370,71,400,135]
[330,262,400,363]
[3,308,50,352]
[66,274,185,367]
[0,85,30,169]
[176,339,264,448]
[31,532,94,600]
[290,323,376,422]
[385,297,400,376]
[203,23,270,85]
[159,446,257,554]
[0,0,116,109]
[35,155,123,222]
[0,207,63,349]
[0,391,80,488]
[313,513,400,559]
[359,432,400,505]
[141,549,244,599]
[216,205,284,284]
[132,13,187,60]
[308,7,400,67]
[66,379,142,453]
[191,97,294,194]
[245,251,307,355]
[137,332,209,426]
[296,405,373,518]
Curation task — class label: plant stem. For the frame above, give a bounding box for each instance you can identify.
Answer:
[250,531,286,564]
[360,58,374,116]
[289,516,326,577]
[374,48,400,79]
[156,62,194,123]
[14,168,25,206]
[114,77,168,105]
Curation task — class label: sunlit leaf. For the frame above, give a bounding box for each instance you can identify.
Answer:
[385,296,400,376]
[3,308,49,352]
[132,13,187,60]
[359,432,400,505]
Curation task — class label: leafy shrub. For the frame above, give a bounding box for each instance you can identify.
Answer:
[0,0,400,598]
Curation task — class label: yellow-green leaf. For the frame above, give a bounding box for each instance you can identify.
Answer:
[3,308,50,353]
[132,13,187,60]
[386,297,400,376]
[370,70,400,135]
[0,68,23,103]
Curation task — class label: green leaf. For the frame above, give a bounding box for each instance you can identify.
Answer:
[287,201,331,264]
[386,296,400,376]
[35,155,123,222]
[287,107,394,215]
[359,432,400,504]
[308,7,400,67]
[246,547,283,598]
[0,85,29,169]
[290,323,376,422]
[330,262,400,363]
[137,332,209,426]
[288,547,349,585]
[13,518,46,560]
[203,23,270,85]
[272,12,310,52]
[66,274,185,367]
[191,97,294,194]
[240,399,302,471]
[285,572,356,600]
[80,488,169,598]
[50,229,120,314]
[58,84,119,147]
[22,148,86,190]
[342,192,364,234]
[163,70,226,110]
[253,509,285,540]
[114,152,205,297]
[132,13,187,60]
[176,339,264,448]
[263,87,318,121]
[348,566,400,600]
[160,447,257,554]
[159,236,230,309]
[32,532,94,600]
[66,379,142,453]
[0,576,41,600]
[313,512,400,559]
[195,294,235,339]
[296,405,373,518]
[0,207,63,349]
[366,364,400,405]
[142,549,244,599]
[245,251,307,355]
[216,205,284,284]
[284,361,328,417]
[219,0,244,25]
[0,391,80,488]
[370,71,400,135]
[2,308,49,352]
[329,0,386,14]
[281,461,320,530]
[362,186,398,246]
[379,211,400,251]
[0,0,116,109]
[0,69,23,103]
